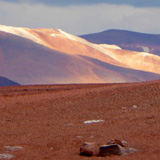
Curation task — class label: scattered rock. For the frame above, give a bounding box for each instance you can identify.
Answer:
[132,105,138,109]
[122,105,138,110]
[76,136,83,139]
[80,139,137,157]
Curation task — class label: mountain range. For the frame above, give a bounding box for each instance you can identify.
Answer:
[0,25,160,85]
[80,29,160,56]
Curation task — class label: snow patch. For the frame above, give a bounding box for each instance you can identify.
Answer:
[57,29,78,41]
[139,52,152,57]
[0,25,42,44]
[100,44,121,50]
[136,45,150,53]
[50,31,64,38]
[56,29,122,62]
[142,46,150,53]
[50,33,56,37]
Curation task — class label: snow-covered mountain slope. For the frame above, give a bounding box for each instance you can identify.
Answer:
[1,25,160,74]
[0,25,160,85]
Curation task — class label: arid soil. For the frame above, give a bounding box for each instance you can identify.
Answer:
[0,81,160,160]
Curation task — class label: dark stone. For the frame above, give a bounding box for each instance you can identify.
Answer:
[99,144,125,156]
[80,142,100,156]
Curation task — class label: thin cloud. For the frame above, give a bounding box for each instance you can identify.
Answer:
[0,1,160,35]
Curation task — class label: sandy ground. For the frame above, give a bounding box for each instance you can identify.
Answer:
[0,81,160,160]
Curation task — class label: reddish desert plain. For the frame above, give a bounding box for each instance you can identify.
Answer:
[0,81,160,160]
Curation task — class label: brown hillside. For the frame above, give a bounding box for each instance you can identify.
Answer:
[0,81,160,159]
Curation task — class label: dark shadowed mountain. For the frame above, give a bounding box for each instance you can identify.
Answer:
[0,76,19,87]
[80,29,160,56]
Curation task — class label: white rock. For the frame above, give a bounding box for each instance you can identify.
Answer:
[84,120,104,124]
[0,153,14,159]
[4,146,23,151]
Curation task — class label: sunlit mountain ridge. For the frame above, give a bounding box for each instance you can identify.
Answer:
[0,25,160,85]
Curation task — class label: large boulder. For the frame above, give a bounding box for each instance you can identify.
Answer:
[80,142,100,156]
[80,139,137,157]
[99,144,126,156]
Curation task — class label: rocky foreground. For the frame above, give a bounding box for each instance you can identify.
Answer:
[0,81,160,159]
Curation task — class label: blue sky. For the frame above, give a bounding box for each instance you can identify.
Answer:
[0,0,160,35]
